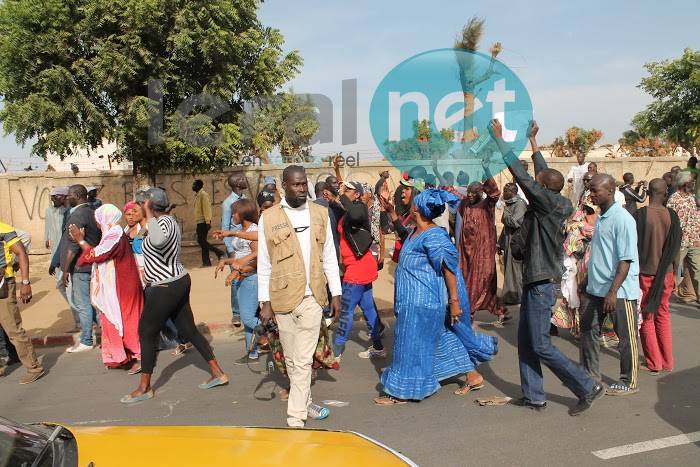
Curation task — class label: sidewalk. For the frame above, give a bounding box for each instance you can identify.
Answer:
[18,247,398,348]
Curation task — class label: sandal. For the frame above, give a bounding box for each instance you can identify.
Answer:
[373,395,407,406]
[120,390,154,404]
[127,362,142,375]
[475,396,512,406]
[198,374,229,390]
[454,381,485,396]
[605,383,639,396]
[279,388,290,401]
[172,343,193,356]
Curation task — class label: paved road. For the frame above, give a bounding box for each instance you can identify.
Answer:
[2,302,699,466]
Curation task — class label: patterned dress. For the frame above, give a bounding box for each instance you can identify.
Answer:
[380,227,498,400]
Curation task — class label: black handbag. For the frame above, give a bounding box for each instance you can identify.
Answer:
[0,278,8,300]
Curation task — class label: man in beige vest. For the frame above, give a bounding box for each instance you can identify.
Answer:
[258,165,342,428]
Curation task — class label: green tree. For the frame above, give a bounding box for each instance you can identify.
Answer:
[617,129,678,157]
[550,127,603,157]
[241,90,319,164]
[0,0,302,183]
[632,48,700,152]
[384,120,454,161]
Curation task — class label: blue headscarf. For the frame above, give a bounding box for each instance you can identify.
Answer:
[414,188,459,220]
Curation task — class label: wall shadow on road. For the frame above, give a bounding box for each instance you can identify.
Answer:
[485,310,606,407]
[669,300,700,320]
[26,306,75,339]
[246,358,338,404]
[655,366,700,447]
[151,351,211,391]
[347,314,392,380]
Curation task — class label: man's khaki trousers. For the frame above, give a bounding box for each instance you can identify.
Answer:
[276,296,322,425]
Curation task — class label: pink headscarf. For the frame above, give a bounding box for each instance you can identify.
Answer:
[123,201,137,213]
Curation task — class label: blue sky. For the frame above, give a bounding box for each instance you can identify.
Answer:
[1,0,698,169]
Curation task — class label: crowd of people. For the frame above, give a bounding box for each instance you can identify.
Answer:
[1,119,699,427]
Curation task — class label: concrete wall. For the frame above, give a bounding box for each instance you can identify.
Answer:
[0,155,688,254]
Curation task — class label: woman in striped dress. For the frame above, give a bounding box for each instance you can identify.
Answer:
[120,188,228,403]
[375,188,498,404]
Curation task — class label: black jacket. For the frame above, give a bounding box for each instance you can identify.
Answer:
[313,198,340,262]
[339,195,373,258]
[59,204,102,274]
[506,150,573,286]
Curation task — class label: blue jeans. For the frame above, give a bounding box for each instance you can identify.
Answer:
[228,251,240,321]
[71,272,98,346]
[334,282,383,356]
[232,274,259,357]
[518,281,594,403]
[56,270,79,327]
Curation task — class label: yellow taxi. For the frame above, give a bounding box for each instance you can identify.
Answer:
[0,417,417,466]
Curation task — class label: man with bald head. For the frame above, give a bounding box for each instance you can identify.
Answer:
[633,179,681,374]
[582,173,641,396]
[489,119,603,416]
[456,160,507,323]
[221,173,248,327]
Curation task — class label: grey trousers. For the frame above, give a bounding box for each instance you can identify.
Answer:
[579,294,639,389]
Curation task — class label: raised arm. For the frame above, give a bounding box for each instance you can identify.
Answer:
[489,119,553,212]
[333,154,343,183]
[631,183,647,203]
[68,224,119,265]
[482,169,501,201]
[379,188,410,242]
[432,153,448,186]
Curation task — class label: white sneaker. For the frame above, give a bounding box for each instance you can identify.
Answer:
[358,346,387,359]
[287,417,305,428]
[66,343,94,353]
[307,402,330,420]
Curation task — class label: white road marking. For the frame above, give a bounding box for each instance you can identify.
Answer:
[592,431,700,459]
[161,399,181,418]
[70,419,125,425]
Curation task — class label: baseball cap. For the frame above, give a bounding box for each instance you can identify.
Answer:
[50,186,69,196]
[134,189,149,205]
[400,178,425,192]
[257,190,276,207]
[145,187,170,211]
[342,181,364,195]
[86,186,97,193]
[263,175,276,187]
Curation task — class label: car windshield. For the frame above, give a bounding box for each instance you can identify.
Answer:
[0,417,77,467]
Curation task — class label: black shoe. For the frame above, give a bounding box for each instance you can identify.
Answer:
[549,324,559,336]
[510,397,547,412]
[232,315,242,328]
[569,383,604,416]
